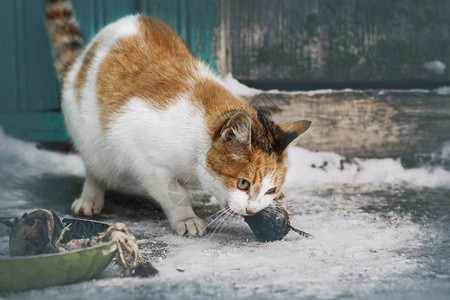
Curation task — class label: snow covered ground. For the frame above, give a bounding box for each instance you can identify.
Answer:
[1,81,450,299]
[1,127,449,299]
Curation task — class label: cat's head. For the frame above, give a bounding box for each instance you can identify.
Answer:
[206,111,310,215]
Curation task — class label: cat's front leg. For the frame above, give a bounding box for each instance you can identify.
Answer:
[71,173,105,216]
[141,172,205,236]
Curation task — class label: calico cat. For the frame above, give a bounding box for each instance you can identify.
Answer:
[45,0,310,236]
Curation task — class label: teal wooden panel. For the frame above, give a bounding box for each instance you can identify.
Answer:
[0,0,19,112]
[0,0,59,113]
[139,0,186,38]
[175,0,188,42]
[72,0,138,43]
[12,0,27,113]
[139,0,218,73]
[0,112,68,142]
[186,0,219,72]
[103,0,139,24]
[24,0,60,112]
[72,0,97,43]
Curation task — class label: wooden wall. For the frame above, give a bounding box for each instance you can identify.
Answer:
[223,0,450,89]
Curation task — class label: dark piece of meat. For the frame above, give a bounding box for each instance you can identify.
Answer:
[243,197,312,242]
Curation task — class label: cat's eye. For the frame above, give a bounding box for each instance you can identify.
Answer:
[265,187,277,195]
[237,178,250,190]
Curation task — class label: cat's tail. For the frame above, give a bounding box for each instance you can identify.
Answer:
[45,0,84,83]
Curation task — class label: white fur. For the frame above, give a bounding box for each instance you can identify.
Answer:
[252,173,278,212]
[227,190,249,213]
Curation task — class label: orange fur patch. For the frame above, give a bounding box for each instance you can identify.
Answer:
[96,16,198,128]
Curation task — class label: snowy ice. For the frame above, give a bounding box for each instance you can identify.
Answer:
[423,61,446,75]
[224,74,262,97]
[223,73,356,97]
[285,146,450,189]
[224,73,450,99]
[435,86,450,95]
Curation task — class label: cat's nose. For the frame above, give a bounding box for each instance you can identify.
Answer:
[246,208,258,215]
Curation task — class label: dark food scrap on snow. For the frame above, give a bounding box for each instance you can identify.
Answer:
[244,193,312,242]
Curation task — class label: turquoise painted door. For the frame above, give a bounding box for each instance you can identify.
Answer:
[0,0,219,142]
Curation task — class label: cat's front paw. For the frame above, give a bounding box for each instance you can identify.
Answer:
[174,217,205,237]
[71,197,103,216]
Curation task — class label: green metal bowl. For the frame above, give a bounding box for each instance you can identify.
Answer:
[0,218,116,293]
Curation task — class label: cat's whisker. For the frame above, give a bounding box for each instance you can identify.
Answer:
[204,207,229,221]
[205,207,229,223]
[205,205,236,225]
[205,216,226,232]
[219,208,237,232]
[205,208,230,230]
[259,205,275,214]
[212,210,231,232]
[222,211,236,229]
[208,207,234,238]
[208,218,225,239]
[260,209,270,217]
[260,211,273,219]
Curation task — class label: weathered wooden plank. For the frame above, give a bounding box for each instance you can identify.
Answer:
[250,91,450,157]
[0,0,60,113]
[0,0,19,112]
[226,0,450,88]
[24,0,60,112]
[13,0,27,112]
[137,0,219,72]
[140,0,183,35]
[103,0,138,24]
[73,0,138,43]
[186,0,220,72]
[72,0,98,42]
[0,112,68,142]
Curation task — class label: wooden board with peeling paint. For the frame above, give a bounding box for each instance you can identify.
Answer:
[250,91,450,157]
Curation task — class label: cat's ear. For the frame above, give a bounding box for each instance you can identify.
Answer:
[278,120,311,145]
[220,112,252,145]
